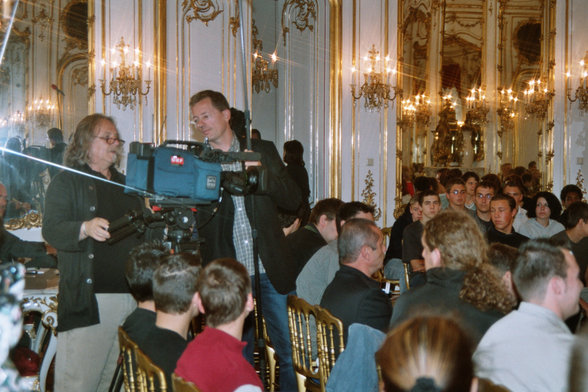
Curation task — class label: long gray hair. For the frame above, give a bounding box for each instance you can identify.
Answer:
[64,114,121,168]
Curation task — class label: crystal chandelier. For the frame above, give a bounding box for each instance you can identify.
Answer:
[251,20,278,94]
[26,98,56,128]
[100,37,152,110]
[496,89,518,135]
[465,87,489,125]
[523,79,554,119]
[399,94,431,128]
[351,44,399,111]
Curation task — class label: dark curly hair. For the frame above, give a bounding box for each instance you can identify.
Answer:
[527,191,562,220]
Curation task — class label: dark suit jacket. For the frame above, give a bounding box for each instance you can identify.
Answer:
[320,265,392,342]
[285,224,327,285]
[196,137,302,294]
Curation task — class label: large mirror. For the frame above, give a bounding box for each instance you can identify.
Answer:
[397,0,554,198]
[0,0,89,219]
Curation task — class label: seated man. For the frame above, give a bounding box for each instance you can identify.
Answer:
[0,182,56,267]
[175,258,263,392]
[140,253,201,387]
[473,181,495,233]
[122,241,169,346]
[391,210,513,344]
[285,198,343,281]
[487,194,529,248]
[474,239,582,392]
[552,201,588,284]
[557,184,583,226]
[486,243,518,297]
[444,177,470,213]
[320,219,391,342]
[402,190,441,288]
[296,202,374,305]
[503,177,529,231]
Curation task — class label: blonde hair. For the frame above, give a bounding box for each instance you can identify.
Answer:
[423,209,487,270]
[376,316,474,392]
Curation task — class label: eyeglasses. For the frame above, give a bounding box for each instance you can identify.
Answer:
[450,190,466,195]
[95,136,124,145]
[477,193,493,200]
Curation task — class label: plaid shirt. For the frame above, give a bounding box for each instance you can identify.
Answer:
[221,134,265,276]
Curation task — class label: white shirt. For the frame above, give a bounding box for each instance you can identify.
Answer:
[518,218,565,239]
[512,206,529,232]
[474,302,574,392]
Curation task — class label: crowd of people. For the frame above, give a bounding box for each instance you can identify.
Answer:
[0,88,587,391]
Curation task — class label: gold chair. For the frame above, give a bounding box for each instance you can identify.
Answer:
[135,348,167,392]
[286,295,321,392]
[254,299,278,391]
[118,327,141,392]
[403,262,411,291]
[315,306,345,391]
[171,373,201,392]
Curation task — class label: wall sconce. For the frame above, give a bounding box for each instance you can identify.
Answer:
[100,37,152,111]
[0,111,25,129]
[497,89,518,135]
[351,44,399,111]
[465,87,489,125]
[566,58,588,113]
[26,98,56,127]
[251,19,279,94]
[400,94,431,128]
[523,79,554,119]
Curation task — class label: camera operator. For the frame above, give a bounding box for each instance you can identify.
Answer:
[42,114,157,392]
[190,90,301,391]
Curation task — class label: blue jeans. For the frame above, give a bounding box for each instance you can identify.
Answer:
[244,273,297,391]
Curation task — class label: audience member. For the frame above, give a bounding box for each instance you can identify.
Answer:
[487,194,529,248]
[0,182,56,267]
[500,163,513,182]
[503,177,529,231]
[486,243,518,298]
[175,258,262,392]
[320,219,391,342]
[285,198,343,282]
[519,191,564,239]
[480,173,501,195]
[463,171,480,211]
[474,239,582,392]
[551,201,588,284]
[472,181,495,233]
[383,195,421,288]
[122,241,168,346]
[392,210,514,344]
[296,202,374,305]
[377,316,476,392]
[251,129,261,140]
[140,253,201,387]
[47,127,67,178]
[402,190,441,289]
[558,184,583,226]
[445,177,471,213]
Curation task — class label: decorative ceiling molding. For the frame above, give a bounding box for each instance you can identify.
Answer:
[182,0,223,25]
[281,0,318,45]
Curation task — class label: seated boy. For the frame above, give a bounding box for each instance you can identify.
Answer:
[175,258,263,392]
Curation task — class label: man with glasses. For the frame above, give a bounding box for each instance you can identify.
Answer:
[445,177,472,214]
[473,181,496,233]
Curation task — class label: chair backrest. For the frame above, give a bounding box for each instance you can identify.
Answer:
[315,306,345,391]
[286,294,321,392]
[135,347,167,392]
[118,327,141,392]
[171,373,201,392]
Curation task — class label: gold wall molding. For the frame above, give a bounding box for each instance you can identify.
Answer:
[228,0,239,36]
[282,0,318,45]
[329,0,342,198]
[361,170,382,221]
[182,0,223,25]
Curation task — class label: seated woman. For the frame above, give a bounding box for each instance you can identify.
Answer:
[519,191,565,239]
[376,315,508,392]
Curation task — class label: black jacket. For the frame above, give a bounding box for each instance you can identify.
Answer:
[320,265,392,342]
[196,138,302,294]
